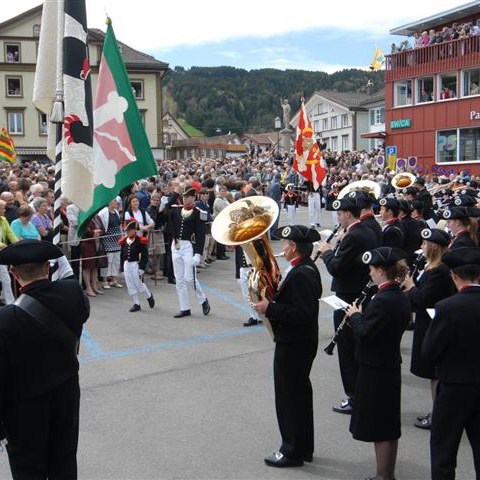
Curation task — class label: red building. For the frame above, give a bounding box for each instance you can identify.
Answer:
[386,2,480,175]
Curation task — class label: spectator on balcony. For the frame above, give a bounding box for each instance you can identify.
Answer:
[390,43,399,54]
[441,27,452,42]
[428,29,436,44]
[471,24,480,36]
[412,32,422,48]
[420,89,433,102]
[419,31,430,46]
[470,82,480,96]
[440,87,454,100]
[399,39,412,51]
[459,27,470,40]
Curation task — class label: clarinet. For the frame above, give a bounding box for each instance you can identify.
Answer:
[324,280,376,355]
[313,224,341,262]
[410,252,426,280]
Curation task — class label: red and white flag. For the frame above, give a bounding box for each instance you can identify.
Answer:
[293,98,326,190]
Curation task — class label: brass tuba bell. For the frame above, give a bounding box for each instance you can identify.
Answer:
[211,196,280,338]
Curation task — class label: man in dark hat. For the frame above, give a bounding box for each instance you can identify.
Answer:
[253,225,322,467]
[413,177,434,220]
[350,191,382,245]
[379,198,405,250]
[0,240,89,479]
[169,186,211,318]
[423,247,480,480]
[317,196,379,414]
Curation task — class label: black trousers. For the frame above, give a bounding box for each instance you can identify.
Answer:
[274,341,318,460]
[70,246,81,281]
[431,381,480,480]
[334,293,358,399]
[163,232,174,280]
[6,376,80,480]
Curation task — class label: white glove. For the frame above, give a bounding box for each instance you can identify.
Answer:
[192,254,201,267]
[0,439,8,453]
[138,269,144,277]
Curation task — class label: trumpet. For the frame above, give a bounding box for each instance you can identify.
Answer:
[274,252,286,258]
[324,280,376,355]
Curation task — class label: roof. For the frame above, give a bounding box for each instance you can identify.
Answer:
[242,132,280,145]
[390,1,480,36]
[177,119,204,137]
[358,88,386,107]
[89,29,168,71]
[313,89,384,109]
[0,4,42,31]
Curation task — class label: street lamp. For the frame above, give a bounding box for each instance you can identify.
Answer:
[274,116,281,158]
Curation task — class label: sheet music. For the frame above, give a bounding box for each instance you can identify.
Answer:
[321,295,349,310]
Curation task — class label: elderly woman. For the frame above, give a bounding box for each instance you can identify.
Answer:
[0,199,18,304]
[31,197,53,242]
[11,206,40,240]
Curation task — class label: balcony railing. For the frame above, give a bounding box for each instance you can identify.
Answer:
[386,36,480,81]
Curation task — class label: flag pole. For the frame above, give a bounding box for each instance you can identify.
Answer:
[51,0,65,248]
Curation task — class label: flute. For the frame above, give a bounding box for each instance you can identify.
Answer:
[312,224,341,262]
[324,280,376,356]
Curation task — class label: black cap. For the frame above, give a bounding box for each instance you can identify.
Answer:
[274,225,320,243]
[397,199,412,213]
[442,207,470,220]
[124,219,139,231]
[361,247,407,266]
[331,197,359,212]
[442,247,480,269]
[452,195,477,207]
[411,200,424,212]
[379,197,400,210]
[403,186,417,196]
[420,228,451,247]
[0,239,63,266]
[183,187,197,197]
[414,177,425,186]
[467,180,478,189]
[347,190,375,208]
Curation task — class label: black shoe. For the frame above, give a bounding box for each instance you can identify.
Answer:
[414,413,431,429]
[264,452,303,468]
[332,398,353,414]
[216,255,230,260]
[147,295,155,308]
[202,299,211,315]
[174,310,191,318]
[129,304,141,313]
[304,454,313,462]
[243,318,259,327]
[168,278,176,285]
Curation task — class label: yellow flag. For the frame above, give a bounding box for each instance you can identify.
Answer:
[370,47,385,72]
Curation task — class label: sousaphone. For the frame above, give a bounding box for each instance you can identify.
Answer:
[391,172,416,190]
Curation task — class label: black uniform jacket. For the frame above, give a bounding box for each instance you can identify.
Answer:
[382,218,405,250]
[119,235,149,271]
[449,231,476,250]
[0,279,89,437]
[349,284,410,368]
[266,257,322,344]
[406,264,455,313]
[360,213,382,245]
[322,222,378,296]
[400,215,425,257]
[170,206,206,255]
[422,286,480,384]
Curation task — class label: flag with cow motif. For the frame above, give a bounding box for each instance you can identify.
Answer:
[0,128,16,164]
[33,0,94,211]
[293,98,326,191]
[78,18,158,234]
[369,47,385,71]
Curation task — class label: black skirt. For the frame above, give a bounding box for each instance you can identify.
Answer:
[350,364,401,442]
[410,311,436,379]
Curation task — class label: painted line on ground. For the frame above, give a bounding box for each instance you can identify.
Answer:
[81,328,105,358]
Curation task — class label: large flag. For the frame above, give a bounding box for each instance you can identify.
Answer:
[33,0,94,213]
[0,128,16,164]
[370,47,385,71]
[293,98,326,191]
[77,19,158,234]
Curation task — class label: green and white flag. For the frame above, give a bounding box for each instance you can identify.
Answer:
[78,18,157,234]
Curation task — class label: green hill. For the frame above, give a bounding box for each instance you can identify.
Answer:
[163,66,385,137]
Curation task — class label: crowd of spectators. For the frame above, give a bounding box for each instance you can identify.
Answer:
[0,146,478,304]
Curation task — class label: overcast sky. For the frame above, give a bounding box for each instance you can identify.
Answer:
[0,0,472,72]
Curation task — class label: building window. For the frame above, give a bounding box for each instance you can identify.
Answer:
[341,135,349,151]
[437,129,458,163]
[463,69,480,97]
[322,118,328,130]
[331,116,338,129]
[314,120,319,132]
[341,114,348,128]
[6,77,22,97]
[370,107,385,126]
[131,80,144,100]
[438,73,457,100]
[331,136,338,151]
[459,128,480,162]
[7,111,24,135]
[39,113,48,136]
[5,43,20,63]
[317,103,323,115]
[416,77,434,103]
[394,80,412,107]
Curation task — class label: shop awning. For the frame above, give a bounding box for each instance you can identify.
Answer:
[361,131,386,139]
